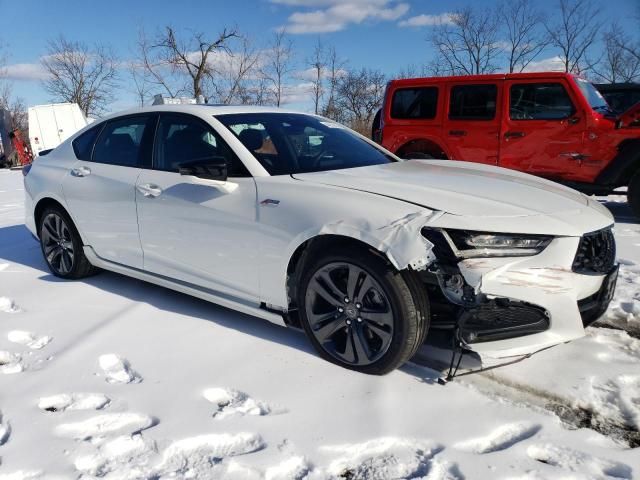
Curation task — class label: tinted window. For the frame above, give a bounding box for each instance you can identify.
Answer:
[510,83,575,120]
[391,87,438,119]
[449,84,497,120]
[154,114,250,177]
[217,113,395,175]
[92,116,150,167]
[72,124,103,161]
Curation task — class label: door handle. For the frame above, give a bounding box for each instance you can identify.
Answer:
[70,166,91,177]
[504,131,526,140]
[448,130,467,136]
[137,183,163,198]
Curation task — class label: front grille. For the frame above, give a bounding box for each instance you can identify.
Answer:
[572,228,616,274]
[459,300,550,344]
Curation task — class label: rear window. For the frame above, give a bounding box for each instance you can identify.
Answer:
[72,124,103,161]
[391,87,438,119]
[510,83,575,120]
[449,84,497,120]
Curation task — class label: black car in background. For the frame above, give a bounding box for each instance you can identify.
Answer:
[595,83,640,113]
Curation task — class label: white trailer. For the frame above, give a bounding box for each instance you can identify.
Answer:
[28,103,88,156]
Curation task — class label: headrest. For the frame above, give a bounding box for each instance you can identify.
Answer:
[239,129,264,151]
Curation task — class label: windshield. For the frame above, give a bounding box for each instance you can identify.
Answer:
[216,113,396,175]
[575,77,611,112]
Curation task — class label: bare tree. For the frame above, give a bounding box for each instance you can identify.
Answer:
[430,7,501,75]
[307,39,326,114]
[128,60,152,107]
[262,31,295,107]
[136,26,238,100]
[546,0,602,74]
[322,46,346,121]
[592,24,640,82]
[211,37,263,105]
[336,68,386,135]
[499,0,549,72]
[396,63,429,79]
[41,36,118,116]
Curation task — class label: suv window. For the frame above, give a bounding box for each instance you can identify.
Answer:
[92,116,151,167]
[154,114,250,177]
[391,87,438,119]
[510,83,575,120]
[72,124,103,161]
[449,84,497,120]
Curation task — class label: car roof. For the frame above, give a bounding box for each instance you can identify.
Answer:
[97,104,311,122]
[389,72,576,88]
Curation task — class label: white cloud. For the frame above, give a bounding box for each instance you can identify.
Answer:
[398,13,453,27]
[0,63,49,81]
[272,0,410,34]
[522,55,565,73]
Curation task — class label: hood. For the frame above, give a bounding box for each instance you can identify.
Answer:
[292,160,591,218]
[617,101,640,127]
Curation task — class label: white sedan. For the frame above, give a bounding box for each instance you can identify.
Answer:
[23,105,618,374]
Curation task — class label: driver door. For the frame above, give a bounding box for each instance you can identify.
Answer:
[135,112,260,302]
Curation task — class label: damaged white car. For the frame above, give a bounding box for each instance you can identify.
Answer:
[24,106,618,374]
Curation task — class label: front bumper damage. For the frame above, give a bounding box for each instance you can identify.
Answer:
[420,228,618,361]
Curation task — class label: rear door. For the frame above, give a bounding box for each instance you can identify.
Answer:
[500,79,585,179]
[443,82,502,164]
[62,114,156,269]
[135,112,260,302]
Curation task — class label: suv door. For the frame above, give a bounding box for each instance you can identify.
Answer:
[136,113,259,302]
[62,114,156,268]
[444,82,502,164]
[500,79,584,180]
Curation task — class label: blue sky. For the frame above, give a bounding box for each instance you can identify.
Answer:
[0,0,638,114]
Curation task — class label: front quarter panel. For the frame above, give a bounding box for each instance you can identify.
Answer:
[255,175,440,308]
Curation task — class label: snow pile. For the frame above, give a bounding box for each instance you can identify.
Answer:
[203,387,274,419]
[527,443,632,479]
[0,351,22,374]
[155,433,265,478]
[0,297,19,313]
[7,331,51,350]
[98,354,142,384]
[38,393,110,413]
[0,410,10,446]
[54,413,157,441]
[599,259,640,336]
[454,422,541,454]
[322,437,443,479]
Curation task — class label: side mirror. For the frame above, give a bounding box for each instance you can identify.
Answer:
[179,157,228,182]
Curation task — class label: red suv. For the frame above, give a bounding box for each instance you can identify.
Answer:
[375,73,640,216]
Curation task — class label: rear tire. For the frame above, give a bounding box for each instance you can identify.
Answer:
[629,171,640,218]
[297,245,429,375]
[38,206,99,279]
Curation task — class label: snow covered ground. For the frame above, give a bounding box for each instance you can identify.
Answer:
[0,169,639,479]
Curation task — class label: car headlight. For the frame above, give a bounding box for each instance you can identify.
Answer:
[444,230,553,258]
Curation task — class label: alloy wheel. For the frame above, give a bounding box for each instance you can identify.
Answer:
[41,213,75,275]
[304,262,395,366]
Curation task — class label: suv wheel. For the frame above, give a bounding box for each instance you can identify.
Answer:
[628,171,640,218]
[297,245,429,375]
[39,206,99,279]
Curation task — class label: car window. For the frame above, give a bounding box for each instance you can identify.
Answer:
[510,83,575,120]
[154,114,250,177]
[72,124,104,161]
[217,113,396,175]
[391,87,438,119]
[92,116,151,167]
[449,84,497,120]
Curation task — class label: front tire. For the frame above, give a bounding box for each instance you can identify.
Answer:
[628,171,640,218]
[38,206,98,279]
[297,245,429,375]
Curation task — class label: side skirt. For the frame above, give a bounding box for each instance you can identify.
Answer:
[83,246,287,327]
